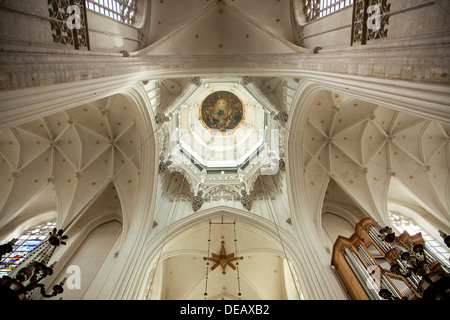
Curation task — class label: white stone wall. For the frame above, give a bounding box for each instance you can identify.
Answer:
[0,0,146,53]
[299,0,450,50]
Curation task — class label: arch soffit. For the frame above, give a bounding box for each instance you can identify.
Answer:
[0,210,57,243]
[144,207,298,261]
[132,207,302,298]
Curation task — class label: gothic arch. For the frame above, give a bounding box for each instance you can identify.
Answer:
[288,77,450,231]
[286,74,450,300]
[127,207,303,300]
[0,79,160,300]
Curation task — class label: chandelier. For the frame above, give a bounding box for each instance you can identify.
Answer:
[203,221,243,300]
[0,228,68,300]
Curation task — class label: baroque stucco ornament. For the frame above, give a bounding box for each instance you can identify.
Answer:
[241,194,253,211]
[273,111,288,123]
[155,112,171,125]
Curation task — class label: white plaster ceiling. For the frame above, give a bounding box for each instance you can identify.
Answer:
[156,218,291,300]
[303,90,450,226]
[142,0,301,55]
[0,94,141,235]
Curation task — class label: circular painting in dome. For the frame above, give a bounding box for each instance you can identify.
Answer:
[200,91,244,134]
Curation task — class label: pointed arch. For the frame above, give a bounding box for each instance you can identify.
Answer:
[118,207,304,300]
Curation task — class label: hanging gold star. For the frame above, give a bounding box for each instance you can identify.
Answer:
[204,241,243,274]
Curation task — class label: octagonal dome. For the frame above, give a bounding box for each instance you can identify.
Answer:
[177,80,266,170]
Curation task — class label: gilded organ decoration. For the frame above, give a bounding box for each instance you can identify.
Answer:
[200,91,244,134]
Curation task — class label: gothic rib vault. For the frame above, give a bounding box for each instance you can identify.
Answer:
[2,75,448,300]
[0,94,142,234]
[0,0,449,301]
[301,90,450,226]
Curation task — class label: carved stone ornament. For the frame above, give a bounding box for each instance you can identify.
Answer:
[189,77,202,87]
[203,185,242,202]
[192,195,204,212]
[158,160,172,174]
[278,158,286,171]
[241,194,253,211]
[273,111,288,123]
[240,76,254,86]
[155,112,171,125]
[10,170,23,178]
[158,161,167,174]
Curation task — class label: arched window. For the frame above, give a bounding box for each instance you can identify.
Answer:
[86,0,137,25]
[389,212,450,270]
[305,0,354,22]
[0,221,56,277]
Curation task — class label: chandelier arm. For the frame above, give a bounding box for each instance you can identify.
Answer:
[233,222,242,299]
[227,262,237,270]
[204,221,212,299]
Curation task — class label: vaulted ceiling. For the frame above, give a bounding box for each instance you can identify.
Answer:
[0,0,448,301]
[0,74,300,240]
[147,0,296,45]
[302,90,450,227]
[137,0,305,56]
[0,94,142,239]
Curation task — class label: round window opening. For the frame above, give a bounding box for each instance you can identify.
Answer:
[200,91,244,134]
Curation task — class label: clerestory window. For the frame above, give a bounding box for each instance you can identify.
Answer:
[86,0,137,25]
[389,212,450,270]
[305,0,354,22]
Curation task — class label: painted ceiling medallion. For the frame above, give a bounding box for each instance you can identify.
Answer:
[203,241,243,274]
[200,91,244,134]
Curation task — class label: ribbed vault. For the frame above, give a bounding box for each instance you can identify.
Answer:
[0,94,143,234]
[300,90,450,228]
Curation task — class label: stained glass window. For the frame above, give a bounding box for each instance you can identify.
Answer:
[86,0,137,25]
[0,221,56,277]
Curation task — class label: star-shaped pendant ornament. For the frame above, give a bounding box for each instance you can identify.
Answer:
[204,241,243,274]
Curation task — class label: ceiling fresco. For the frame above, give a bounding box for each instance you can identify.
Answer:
[200,91,244,134]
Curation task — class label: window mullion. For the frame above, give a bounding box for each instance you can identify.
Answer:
[85,0,136,25]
